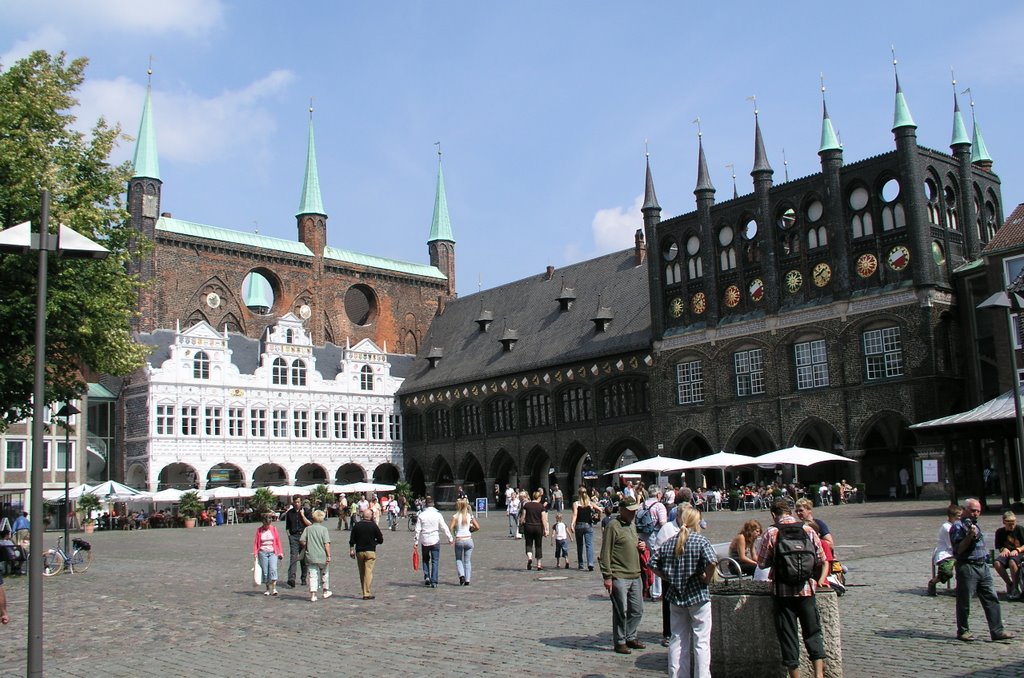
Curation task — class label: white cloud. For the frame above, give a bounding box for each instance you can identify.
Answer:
[6,0,224,36]
[591,194,644,252]
[0,26,67,68]
[74,70,296,166]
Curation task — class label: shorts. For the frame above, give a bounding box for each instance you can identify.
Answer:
[995,553,1022,568]
[935,558,955,583]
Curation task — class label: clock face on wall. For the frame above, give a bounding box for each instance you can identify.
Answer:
[723,285,741,308]
[299,304,312,319]
[812,262,832,288]
[748,279,765,302]
[888,245,910,271]
[856,253,878,278]
[669,297,684,318]
[785,270,803,294]
[691,292,706,315]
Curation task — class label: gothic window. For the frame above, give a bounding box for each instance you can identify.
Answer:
[489,398,516,433]
[272,357,287,385]
[404,413,423,442]
[599,379,649,419]
[985,200,998,242]
[520,392,551,429]
[428,408,450,439]
[944,184,959,231]
[734,348,765,396]
[794,339,829,390]
[863,326,903,380]
[880,178,905,231]
[663,238,682,286]
[558,386,592,424]
[686,234,703,279]
[807,226,828,250]
[924,178,940,225]
[718,226,736,271]
[360,365,374,391]
[291,359,307,386]
[675,360,704,405]
[457,403,483,436]
[193,351,210,379]
[849,186,874,238]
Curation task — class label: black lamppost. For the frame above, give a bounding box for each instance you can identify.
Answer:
[55,403,80,552]
[978,288,1024,502]
[0,191,109,678]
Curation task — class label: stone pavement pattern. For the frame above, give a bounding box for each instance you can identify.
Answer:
[2,500,1024,676]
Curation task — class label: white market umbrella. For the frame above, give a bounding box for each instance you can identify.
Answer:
[754,445,856,482]
[86,480,144,500]
[43,483,94,502]
[685,451,759,488]
[336,482,396,494]
[149,488,185,503]
[604,455,691,475]
[236,487,256,498]
[300,483,348,494]
[267,485,312,497]
[201,486,242,500]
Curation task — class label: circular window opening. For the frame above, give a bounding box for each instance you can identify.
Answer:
[777,208,797,230]
[849,187,869,211]
[806,201,823,223]
[924,179,938,201]
[743,219,758,240]
[345,284,378,326]
[242,270,276,315]
[718,226,734,247]
[662,239,679,261]
[932,241,946,266]
[686,235,701,255]
[881,178,900,203]
[943,185,956,207]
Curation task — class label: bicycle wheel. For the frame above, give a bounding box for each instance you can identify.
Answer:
[69,548,92,573]
[407,516,416,531]
[42,549,65,577]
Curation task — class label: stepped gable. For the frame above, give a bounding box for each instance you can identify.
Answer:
[399,248,651,393]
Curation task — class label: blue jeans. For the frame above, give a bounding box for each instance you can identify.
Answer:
[421,543,441,584]
[574,523,594,568]
[508,513,518,536]
[454,539,474,582]
[257,550,278,584]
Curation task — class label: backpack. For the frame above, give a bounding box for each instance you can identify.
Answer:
[772,522,816,585]
[635,502,656,535]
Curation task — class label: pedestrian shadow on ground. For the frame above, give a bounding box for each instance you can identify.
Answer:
[874,628,955,641]
[540,633,666,669]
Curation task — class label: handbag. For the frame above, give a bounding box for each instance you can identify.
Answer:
[412,546,420,571]
[298,547,307,563]
[252,556,261,586]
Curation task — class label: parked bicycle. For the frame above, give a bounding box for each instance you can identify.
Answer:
[407,510,418,531]
[42,536,93,576]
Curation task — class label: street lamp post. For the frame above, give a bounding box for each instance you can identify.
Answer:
[0,191,109,678]
[55,403,80,553]
[978,289,1024,503]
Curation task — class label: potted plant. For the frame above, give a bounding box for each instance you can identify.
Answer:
[308,484,333,511]
[249,488,276,517]
[855,483,866,503]
[728,489,740,511]
[178,490,203,528]
[394,480,413,507]
[77,493,102,533]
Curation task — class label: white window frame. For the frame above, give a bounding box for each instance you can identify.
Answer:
[371,413,385,440]
[205,406,222,436]
[863,326,904,380]
[156,405,175,435]
[334,411,348,439]
[228,407,245,437]
[795,339,829,390]
[251,408,267,437]
[293,409,309,438]
[314,410,329,439]
[389,414,402,441]
[353,412,367,440]
[734,348,765,396]
[5,439,26,471]
[55,440,75,471]
[675,360,704,405]
[181,406,199,436]
[272,409,288,438]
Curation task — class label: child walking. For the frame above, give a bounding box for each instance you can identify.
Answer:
[551,513,574,570]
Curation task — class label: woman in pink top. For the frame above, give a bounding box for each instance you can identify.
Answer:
[253,513,285,596]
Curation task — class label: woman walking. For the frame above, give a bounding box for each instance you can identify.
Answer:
[450,498,480,585]
[570,486,596,571]
[300,509,332,602]
[650,507,718,678]
[520,490,549,570]
[253,512,284,596]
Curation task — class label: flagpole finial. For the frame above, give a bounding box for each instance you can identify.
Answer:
[308,96,314,118]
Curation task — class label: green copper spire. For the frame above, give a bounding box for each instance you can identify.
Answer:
[296,107,325,217]
[132,73,161,180]
[891,56,916,131]
[818,79,841,153]
[950,76,970,147]
[966,90,992,164]
[428,150,454,242]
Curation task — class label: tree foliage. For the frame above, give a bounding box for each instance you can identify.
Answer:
[0,51,149,428]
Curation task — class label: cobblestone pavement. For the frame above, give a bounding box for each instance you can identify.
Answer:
[2,499,1024,677]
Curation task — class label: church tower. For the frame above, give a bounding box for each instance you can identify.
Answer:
[127,68,162,332]
[427,151,456,297]
[295,106,327,341]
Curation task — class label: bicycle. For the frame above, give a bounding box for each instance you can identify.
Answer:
[42,536,93,576]
[407,510,419,532]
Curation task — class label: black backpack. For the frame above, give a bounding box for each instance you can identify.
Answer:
[772,522,816,585]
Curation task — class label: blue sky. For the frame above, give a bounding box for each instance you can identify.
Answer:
[4,1,1023,296]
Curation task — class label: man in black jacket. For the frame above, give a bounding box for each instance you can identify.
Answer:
[350,509,384,599]
[283,495,312,588]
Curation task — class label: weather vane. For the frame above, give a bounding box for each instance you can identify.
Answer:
[434,141,441,158]
[746,95,758,116]
[693,117,702,138]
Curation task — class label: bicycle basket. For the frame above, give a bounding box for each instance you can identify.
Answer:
[72,538,92,551]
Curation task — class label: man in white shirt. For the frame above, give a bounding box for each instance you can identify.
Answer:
[414,496,453,587]
[928,503,962,596]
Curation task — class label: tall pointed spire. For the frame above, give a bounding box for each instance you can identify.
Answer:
[429,143,454,242]
[750,97,772,174]
[642,143,660,211]
[891,50,916,131]
[965,89,992,164]
[296,102,325,217]
[950,71,970,148]
[694,123,714,193]
[132,66,161,181]
[818,76,841,153]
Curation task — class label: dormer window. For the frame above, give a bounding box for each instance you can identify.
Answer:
[427,347,444,368]
[591,307,613,333]
[500,328,519,352]
[193,351,210,379]
[557,285,577,312]
[475,309,494,332]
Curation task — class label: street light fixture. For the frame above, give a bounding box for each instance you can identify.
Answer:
[54,403,80,554]
[0,191,109,678]
[978,288,1024,504]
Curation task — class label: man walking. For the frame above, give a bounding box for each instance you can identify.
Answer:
[413,496,452,587]
[950,498,1014,642]
[600,497,646,655]
[283,495,311,588]
[350,508,384,599]
[756,499,828,678]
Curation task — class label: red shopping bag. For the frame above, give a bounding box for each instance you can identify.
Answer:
[412,546,420,571]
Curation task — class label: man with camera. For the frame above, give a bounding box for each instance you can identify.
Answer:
[949,498,1014,642]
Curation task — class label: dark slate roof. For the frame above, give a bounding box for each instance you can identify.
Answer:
[137,329,411,381]
[984,203,1024,255]
[398,248,652,394]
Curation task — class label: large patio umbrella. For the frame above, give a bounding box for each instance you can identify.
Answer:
[753,446,856,482]
[43,483,94,502]
[336,482,396,494]
[267,485,312,497]
[86,480,145,501]
[149,488,185,503]
[684,451,759,488]
[603,455,691,475]
[200,486,242,501]
[300,483,349,494]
